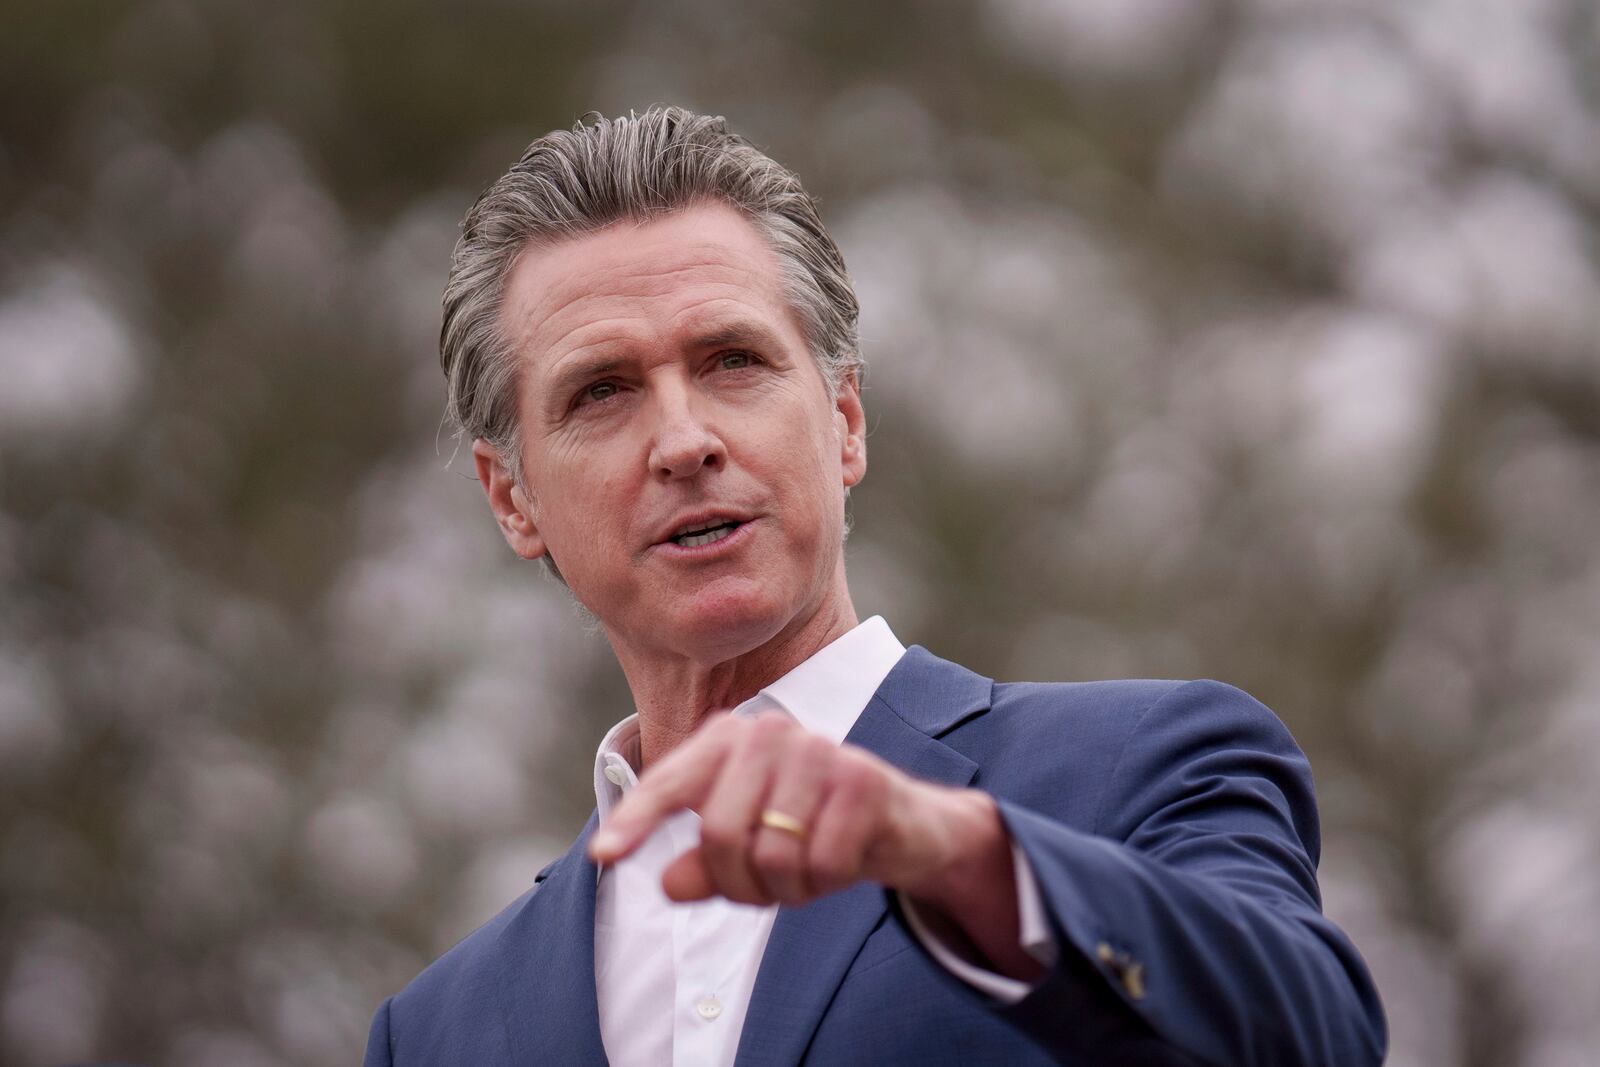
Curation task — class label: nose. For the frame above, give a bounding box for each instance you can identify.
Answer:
[646,386,726,480]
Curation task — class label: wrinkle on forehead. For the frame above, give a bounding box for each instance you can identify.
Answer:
[523,271,777,367]
[497,205,793,369]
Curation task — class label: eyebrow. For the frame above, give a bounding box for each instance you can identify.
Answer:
[688,321,782,352]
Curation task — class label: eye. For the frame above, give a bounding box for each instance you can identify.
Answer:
[717,350,756,370]
[576,380,620,407]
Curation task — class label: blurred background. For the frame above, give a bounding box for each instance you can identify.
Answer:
[3,0,1598,1064]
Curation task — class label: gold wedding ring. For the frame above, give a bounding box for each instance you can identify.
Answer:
[758,808,808,840]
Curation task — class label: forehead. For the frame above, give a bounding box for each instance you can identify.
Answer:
[498,203,799,371]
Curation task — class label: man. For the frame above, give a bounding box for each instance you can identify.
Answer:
[364,107,1386,1066]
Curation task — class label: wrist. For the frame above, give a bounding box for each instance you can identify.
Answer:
[904,788,1013,914]
[902,789,1045,983]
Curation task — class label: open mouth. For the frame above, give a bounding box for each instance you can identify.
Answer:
[668,519,743,548]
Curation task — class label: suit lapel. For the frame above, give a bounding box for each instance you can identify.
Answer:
[733,648,991,1067]
[493,813,610,1065]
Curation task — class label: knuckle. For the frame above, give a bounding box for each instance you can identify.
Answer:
[751,835,801,876]
[861,770,890,807]
[751,712,791,743]
[699,817,745,854]
[832,752,876,796]
[809,851,853,889]
[803,734,835,765]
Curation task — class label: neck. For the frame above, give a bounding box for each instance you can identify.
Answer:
[610,576,859,769]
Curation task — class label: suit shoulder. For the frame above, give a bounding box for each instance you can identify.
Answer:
[938,679,1182,809]
[990,677,1288,739]
[957,678,1298,806]
[990,677,1187,717]
[1113,678,1303,758]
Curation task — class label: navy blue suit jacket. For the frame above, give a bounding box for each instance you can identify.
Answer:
[364,648,1386,1066]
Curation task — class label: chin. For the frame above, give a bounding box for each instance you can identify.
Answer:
[669,579,796,661]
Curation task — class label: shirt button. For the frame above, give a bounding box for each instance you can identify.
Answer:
[696,995,723,1020]
[604,764,628,786]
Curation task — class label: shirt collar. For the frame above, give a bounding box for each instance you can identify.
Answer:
[592,616,906,818]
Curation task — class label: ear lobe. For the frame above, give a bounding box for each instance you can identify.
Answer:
[834,375,867,489]
[471,439,547,560]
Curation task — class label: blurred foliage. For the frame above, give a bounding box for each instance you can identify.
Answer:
[2,1,1599,1065]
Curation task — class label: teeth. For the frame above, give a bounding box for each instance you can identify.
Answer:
[676,524,736,547]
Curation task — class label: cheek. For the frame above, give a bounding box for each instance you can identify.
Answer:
[574,486,634,556]
[783,439,846,555]
[542,444,636,531]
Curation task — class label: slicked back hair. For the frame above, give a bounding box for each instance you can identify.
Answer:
[440,107,863,480]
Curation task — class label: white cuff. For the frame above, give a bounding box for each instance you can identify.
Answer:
[898,842,1058,1003]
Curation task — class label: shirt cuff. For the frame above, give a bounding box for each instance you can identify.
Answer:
[898,841,1059,1003]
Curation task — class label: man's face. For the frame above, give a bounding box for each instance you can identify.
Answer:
[481,203,866,665]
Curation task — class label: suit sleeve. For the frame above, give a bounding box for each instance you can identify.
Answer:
[363,996,395,1067]
[987,680,1386,1067]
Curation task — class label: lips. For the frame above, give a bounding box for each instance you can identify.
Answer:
[670,520,741,547]
[651,510,755,549]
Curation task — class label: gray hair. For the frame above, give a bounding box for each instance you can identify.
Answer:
[440,106,863,476]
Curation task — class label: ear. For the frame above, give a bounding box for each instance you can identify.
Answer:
[471,438,547,560]
[834,372,867,489]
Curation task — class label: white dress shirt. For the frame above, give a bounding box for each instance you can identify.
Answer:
[592,617,1055,1067]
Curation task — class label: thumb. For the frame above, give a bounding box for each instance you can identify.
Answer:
[661,846,717,902]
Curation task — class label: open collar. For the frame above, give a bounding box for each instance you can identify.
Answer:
[591,616,907,821]
[494,645,995,1067]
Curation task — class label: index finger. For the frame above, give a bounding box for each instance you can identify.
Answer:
[588,716,736,864]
